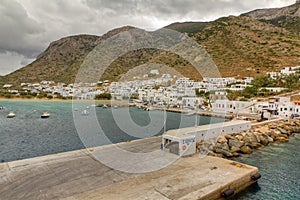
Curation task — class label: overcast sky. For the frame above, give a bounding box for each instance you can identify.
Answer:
[0,0,295,75]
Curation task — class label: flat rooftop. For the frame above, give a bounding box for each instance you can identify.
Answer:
[165,120,250,137]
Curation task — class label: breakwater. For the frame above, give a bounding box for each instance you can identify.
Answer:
[197,118,300,158]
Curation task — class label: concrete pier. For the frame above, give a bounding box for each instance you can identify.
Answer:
[0,137,259,200]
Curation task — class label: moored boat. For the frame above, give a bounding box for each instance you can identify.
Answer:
[184,111,196,116]
[82,109,89,116]
[41,112,50,118]
[7,112,15,118]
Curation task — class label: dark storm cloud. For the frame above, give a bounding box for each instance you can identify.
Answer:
[0,0,295,75]
[0,0,44,58]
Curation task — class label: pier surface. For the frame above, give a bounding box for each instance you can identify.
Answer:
[0,137,258,200]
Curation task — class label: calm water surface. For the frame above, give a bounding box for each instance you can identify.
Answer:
[0,100,223,162]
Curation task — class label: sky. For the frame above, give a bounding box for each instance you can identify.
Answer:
[0,0,296,75]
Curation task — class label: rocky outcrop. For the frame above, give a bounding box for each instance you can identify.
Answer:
[197,119,300,158]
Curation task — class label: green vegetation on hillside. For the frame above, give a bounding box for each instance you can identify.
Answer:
[227,71,300,100]
[164,22,208,34]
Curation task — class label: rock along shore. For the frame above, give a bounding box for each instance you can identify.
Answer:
[197,118,300,158]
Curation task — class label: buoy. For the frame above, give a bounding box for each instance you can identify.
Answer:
[221,189,234,198]
[251,173,261,181]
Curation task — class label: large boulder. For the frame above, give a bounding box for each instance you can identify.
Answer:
[240,145,253,154]
[235,134,244,141]
[256,126,271,134]
[268,123,278,129]
[232,152,241,157]
[294,120,300,127]
[225,134,234,140]
[228,139,244,148]
[248,142,264,149]
[260,133,270,145]
[244,132,258,144]
[207,151,218,157]
[282,124,292,133]
[216,142,230,151]
[217,135,228,144]
[254,133,261,143]
[215,148,233,157]
[270,129,281,139]
[292,126,300,133]
[277,133,288,139]
[230,146,241,153]
[276,137,289,143]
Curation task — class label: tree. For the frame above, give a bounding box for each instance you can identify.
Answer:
[95,93,112,100]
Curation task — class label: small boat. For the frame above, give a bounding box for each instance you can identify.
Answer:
[102,104,108,109]
[113,105,118,109]
[82,109,89,116]
[144,107,153,111]
[41,112,50,118]
[7,112,15,118]
[184,111,196,116]
[0,106,4,110]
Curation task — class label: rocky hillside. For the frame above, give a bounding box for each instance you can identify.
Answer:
[1,3,300,85]
[191,15,300,77]
[243,2,300,35]
[0,26,135,85]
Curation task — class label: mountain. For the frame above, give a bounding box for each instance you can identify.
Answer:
[243,2,300,35]
[1,3,300,85]
[0,26,135,85]
[190,15,300,77]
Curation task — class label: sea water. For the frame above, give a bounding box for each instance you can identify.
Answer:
[0,100,224,162]
[231,134,300,200]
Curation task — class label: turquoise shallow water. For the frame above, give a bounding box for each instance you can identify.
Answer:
[232,134,300,200]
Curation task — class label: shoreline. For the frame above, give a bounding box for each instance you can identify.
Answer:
[0,98,125,103]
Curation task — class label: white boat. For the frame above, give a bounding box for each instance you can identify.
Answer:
[184,111,196,116]
[7,112,15,118]
[82,109,89,116]
[0,106,4,110]
[113,105,118,109]
[145,107,154,111]
[41,112,50,118]
[102,104,108,109]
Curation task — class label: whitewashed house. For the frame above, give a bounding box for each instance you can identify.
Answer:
[182,97,203,109]
[212,100,254,114]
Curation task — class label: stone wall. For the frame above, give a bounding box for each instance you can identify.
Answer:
[197,119,300,158]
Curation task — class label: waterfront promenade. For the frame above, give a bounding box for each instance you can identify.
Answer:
[0,137,259,200]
